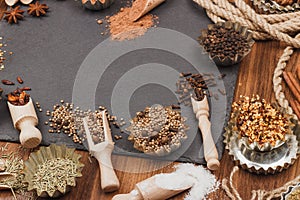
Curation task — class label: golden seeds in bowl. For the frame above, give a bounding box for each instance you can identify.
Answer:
[230,95,294,151]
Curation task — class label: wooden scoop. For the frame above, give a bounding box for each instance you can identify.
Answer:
[191,96,220,171]
[82,111,119,192]
[129,0,166,21]
[7,98,42,149]
[112,173,194,200]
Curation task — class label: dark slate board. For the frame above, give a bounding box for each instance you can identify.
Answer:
[0,0,239,165]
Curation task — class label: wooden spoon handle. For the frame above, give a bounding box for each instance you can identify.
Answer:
[197,116,220,170]
[94,145,120,193]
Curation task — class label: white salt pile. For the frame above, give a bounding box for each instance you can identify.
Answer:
[176,163,219,200]
[156,163,219,200]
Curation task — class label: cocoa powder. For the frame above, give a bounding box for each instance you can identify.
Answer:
[105,0,158,41]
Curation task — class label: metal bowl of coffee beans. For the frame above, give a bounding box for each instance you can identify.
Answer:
[198,21,255,67]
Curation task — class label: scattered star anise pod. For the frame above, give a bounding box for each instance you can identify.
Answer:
[4,6,25,24]
[27,1,49,17]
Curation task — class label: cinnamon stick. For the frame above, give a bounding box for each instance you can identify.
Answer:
[297,65,300,81]
[283,71,300,102]
[287,72,300,94]
[290,99,300,120]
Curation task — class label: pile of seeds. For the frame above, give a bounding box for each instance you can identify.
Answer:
[199,23,250,61]
[31,158,78,195]
[79,110,105,144]
[232,95,291,146]
[127,105,188,156]
[46,102,119,144]
[287,186,300,200]
[0,37,9,71]
[176,72,226,106]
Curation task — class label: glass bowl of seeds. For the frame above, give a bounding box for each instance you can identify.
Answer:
[23,144,84,198]
[198,21,255,67]
[127,104,188,156]
[229,95,295,152]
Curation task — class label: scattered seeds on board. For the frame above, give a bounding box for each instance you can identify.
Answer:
[45,101,119,144]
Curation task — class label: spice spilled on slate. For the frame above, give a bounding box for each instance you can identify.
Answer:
[176,72,226,106]
[97,2,159,40]
[45,102,121,144]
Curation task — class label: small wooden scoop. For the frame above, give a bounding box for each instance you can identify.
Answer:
[0,172,15,190]
[129,0,166,21]
[82,111,119,192]
[112,173,194,200]
[191,96,220,171]
[7,98,42,149]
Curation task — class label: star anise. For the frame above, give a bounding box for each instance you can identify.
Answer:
[27,1,49,17]
[4,6,25,24]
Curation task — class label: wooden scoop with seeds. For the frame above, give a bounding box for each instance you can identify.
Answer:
[191,95,220,171]
[7,98,42,148]
[82,111,119,192]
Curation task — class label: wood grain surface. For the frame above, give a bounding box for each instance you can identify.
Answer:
[0,1,299,200]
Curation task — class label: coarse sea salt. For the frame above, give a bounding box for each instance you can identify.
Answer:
[175,163,219,200]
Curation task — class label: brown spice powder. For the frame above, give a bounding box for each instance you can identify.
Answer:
[108,4,156,41]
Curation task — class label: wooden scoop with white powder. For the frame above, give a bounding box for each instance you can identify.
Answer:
[112,173,194,200]
[129,0,166,21]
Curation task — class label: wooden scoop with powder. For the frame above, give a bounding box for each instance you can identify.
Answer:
[112,173,194,200]
[129,0,165,21]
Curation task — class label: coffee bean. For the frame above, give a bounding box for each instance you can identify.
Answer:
[21,87,31,91]
[2,79,15,85]
[17,76,23,84]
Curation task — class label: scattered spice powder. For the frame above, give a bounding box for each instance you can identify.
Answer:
[98,0,159,41]
[108,7,155,41]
